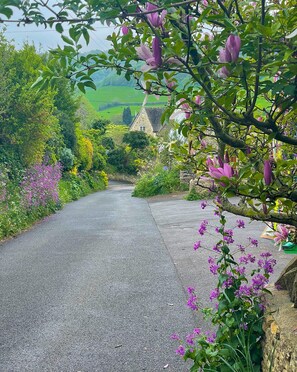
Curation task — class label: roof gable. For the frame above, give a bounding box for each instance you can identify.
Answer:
[144,108,163,132]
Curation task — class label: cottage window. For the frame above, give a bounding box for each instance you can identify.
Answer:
[140,126,146,132]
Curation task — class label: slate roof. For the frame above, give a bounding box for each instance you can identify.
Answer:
[144,107,163,132]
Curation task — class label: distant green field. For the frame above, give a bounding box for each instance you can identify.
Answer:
[85,86,167,123]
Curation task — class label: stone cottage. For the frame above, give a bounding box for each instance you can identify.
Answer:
[130,107,164,136]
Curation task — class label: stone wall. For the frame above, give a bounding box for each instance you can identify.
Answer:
[262,258,297,371]
[130,109,154,136]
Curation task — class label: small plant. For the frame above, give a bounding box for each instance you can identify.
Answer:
[174,201,276,371]
[185,187,214,201]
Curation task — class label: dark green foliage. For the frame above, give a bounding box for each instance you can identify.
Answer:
[53,78,79,152]
[91,118,110,134]
[107,147,137,175]
[122,106,133,125]
[92,151,106,171]
[101,136,115,150]
[123,131,149,150]
[58,112,77,151]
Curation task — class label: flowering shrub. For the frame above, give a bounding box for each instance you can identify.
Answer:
[174,203,276,371]
[21,163,62,209]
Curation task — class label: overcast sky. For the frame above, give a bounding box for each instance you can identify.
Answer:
[1,22,114,52]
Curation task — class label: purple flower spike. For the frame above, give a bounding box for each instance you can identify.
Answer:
[176,345,185,356]
[264,160,272,185]
[226,34,241,62]
[200,201,207,209]
[194,240,202,251]
[236,219,245,229]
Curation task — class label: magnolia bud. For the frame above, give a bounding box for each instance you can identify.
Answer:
[152,37,162,66]
[121,25,129,35]
[264,160,272,185]
[224,151,230,163]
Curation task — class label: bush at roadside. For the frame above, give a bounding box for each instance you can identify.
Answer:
[132,165,188,197]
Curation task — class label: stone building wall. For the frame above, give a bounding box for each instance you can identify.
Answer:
[130,109,154,136]
[262,287,297,371]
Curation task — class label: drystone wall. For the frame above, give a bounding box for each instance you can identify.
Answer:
[262,257,297,372]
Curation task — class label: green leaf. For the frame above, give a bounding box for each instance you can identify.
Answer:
[83,80,97,90]
[82,28,90,45]
[0,6,13,18]
[55,23,63,34]
[77,82,86,93]
[61,35,74,45]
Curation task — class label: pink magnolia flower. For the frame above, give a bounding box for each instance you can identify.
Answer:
[136,43,153,61]
[145,2,167,28]
[218,34,241,78]
[179,99,192,119]
[218,66,229,78]
[219,48,232,63]
[206,157,221,168]
[208,163,234,179]
[226,34,241,62]
[274,225,290,245]
[135,37,162,71]
[263,160,272,185]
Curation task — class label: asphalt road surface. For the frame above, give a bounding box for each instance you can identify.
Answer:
[1,182,292,372]
[0,182,195,372]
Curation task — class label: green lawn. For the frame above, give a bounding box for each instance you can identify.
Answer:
[86,86,167,108]
[85,86,167,123]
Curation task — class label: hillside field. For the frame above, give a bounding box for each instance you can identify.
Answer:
[85,86,167,123]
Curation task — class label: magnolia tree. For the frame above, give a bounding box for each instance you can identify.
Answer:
[2,0,297,229]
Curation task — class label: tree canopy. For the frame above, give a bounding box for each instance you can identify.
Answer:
[1,0,297,227]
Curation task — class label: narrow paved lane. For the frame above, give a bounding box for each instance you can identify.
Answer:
[0,183,194,372]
